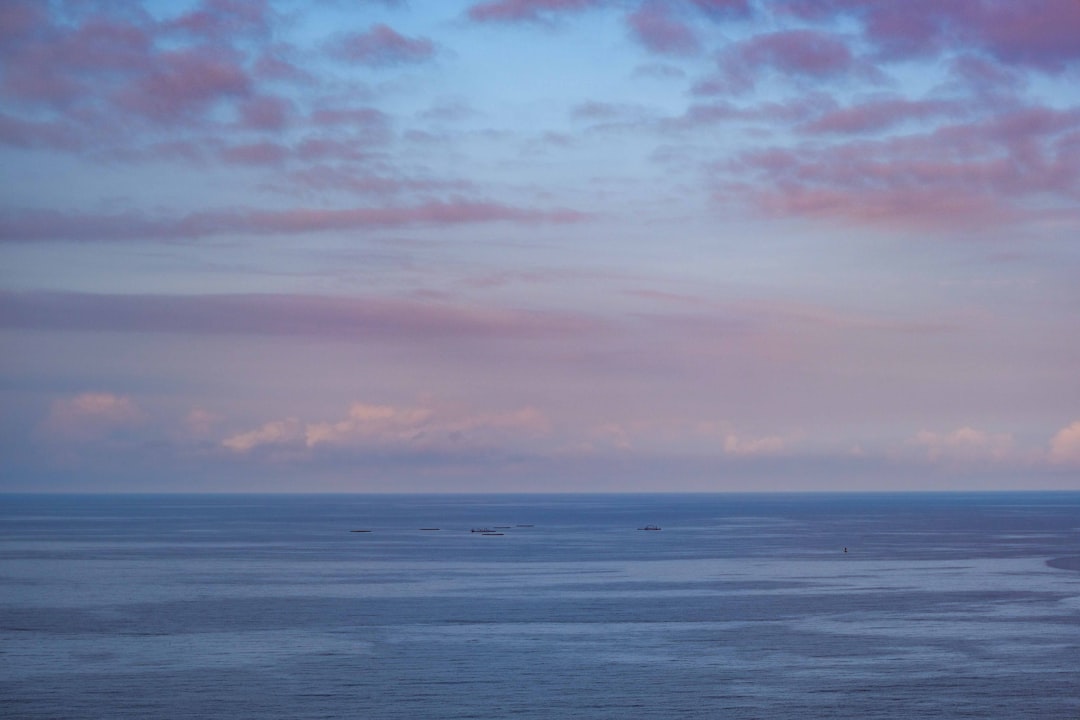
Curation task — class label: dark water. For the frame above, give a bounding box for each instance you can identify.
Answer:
[2,493,1079,719]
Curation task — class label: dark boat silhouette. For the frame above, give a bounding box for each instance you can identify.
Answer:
[638,525,661,531]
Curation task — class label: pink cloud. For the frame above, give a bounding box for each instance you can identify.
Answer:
[909,426,1014,464]
[975,1,1080,72]
[0,6,272,145]
[721,104,1080,229]
[304,403,434,448]
[165,0,273,41]
[116,48,251,124]
[222,418,303,453]
[1049,420,1080,465]
[220,141,288,165]
[850,0,951,59]
[252,48,313,83]
[701,29,857,94]
[43,392,143,442]
[0,13,155,110]
[467,0,606,23]
[282,165,471,197]
[783,0,1080,71]
[331,24,436,66]
[801,98,968,135]
[224,401,550,455]
[0,199,589,242]
[0,291,601,341]
[236,94,293,131]
[739,29,854,76]
[0,113,84,150]
[184,408,221,440]
[627,2,701,56]
[227,201,587,232]
[745,181,1017,231]
[49,17,153,74]
[2,44,87,109]
[0,1,44,47]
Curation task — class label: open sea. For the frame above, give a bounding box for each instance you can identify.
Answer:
[2,492,1079,719]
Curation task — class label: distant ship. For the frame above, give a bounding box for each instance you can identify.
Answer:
[638,525,661,531]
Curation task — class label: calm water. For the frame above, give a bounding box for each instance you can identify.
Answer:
[2,493,1079,719]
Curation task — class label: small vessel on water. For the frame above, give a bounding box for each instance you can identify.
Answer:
[638,525,661,531]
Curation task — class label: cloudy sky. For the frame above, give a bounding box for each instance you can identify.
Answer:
[2,0,1079,492]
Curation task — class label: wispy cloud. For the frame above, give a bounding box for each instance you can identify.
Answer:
[328,25,437,67]
[466,0,608,24]
[717,105,1080,230]
[223,401,550,456]
[0,201,589,243]
[222,417,303,453]
[0,291,600,341]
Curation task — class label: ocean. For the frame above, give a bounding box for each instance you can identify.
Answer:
[2,492,1079,719]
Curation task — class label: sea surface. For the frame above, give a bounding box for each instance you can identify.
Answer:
[2,492,1079,719]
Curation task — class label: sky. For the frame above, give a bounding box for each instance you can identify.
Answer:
[1,0,1079,492]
